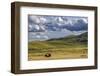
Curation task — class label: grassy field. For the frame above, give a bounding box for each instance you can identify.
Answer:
[28,33,88,61]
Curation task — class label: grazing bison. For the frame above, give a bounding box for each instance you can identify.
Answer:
[45,53,51,57]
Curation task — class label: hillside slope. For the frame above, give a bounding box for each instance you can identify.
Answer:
[28,32,88,60]
[47,32,87,43]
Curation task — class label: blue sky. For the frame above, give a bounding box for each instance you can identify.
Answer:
[28,15,88,41]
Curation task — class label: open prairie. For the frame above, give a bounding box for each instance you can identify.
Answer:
[28,32,88,61]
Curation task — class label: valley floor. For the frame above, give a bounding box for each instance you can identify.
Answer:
[28,41,88,61]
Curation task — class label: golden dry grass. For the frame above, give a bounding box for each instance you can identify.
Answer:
[28,41,88,61]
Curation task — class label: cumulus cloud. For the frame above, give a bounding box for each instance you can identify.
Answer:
[62,19,88,31]
[28,15,88,41]
[28,15,88,32]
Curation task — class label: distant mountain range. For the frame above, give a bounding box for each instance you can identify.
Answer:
[47,32,88,43]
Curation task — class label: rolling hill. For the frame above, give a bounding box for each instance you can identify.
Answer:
[47,32,87,43]
[28,32,88,60]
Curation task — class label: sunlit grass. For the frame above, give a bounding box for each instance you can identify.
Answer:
[28,40,88,61]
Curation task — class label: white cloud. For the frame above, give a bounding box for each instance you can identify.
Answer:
[29,24,33,31]
[34,24,40,30]
[28,15,88,41]
[39,32,45,35]
[32,33,36,35]
[82,18,88,23]
[36,35,41,39]
[64,18,78,26]
[40,17,47,24]
[39,25,46,31]
[43,35,49,39]
[29,15,40,24]
[58,17,64,22]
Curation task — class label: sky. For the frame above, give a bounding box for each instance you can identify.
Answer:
[28,15,88,41]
